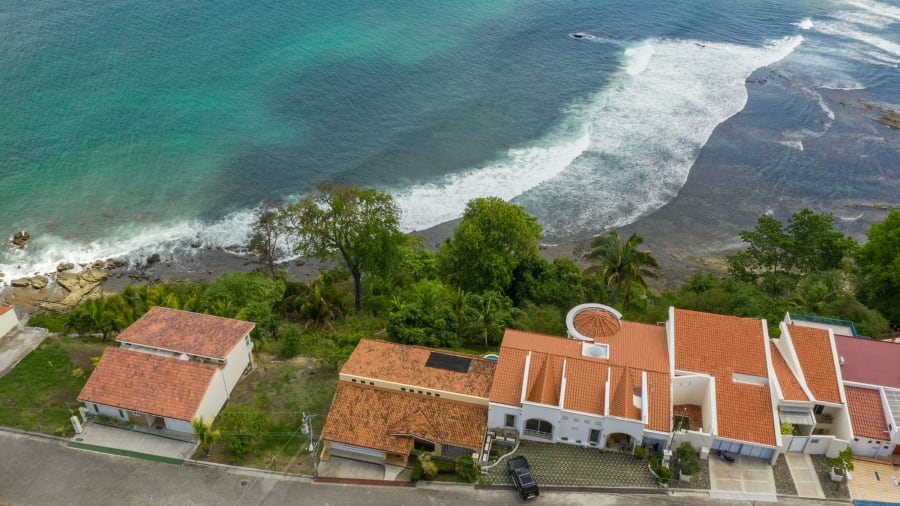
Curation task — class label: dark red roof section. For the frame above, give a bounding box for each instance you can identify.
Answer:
[834,335,900,389]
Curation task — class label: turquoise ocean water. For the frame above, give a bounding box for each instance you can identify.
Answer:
[1,0,899,279]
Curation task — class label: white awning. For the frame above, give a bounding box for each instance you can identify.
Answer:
[779,407,815,426]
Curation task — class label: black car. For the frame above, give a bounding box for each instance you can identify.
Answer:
[507,456,540,500]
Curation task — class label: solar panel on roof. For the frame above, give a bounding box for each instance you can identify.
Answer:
[425,352,471,373]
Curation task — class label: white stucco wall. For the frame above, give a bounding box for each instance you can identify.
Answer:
[195,369,230,423]
[164,418,193,433]
[85,402,129,422]
[558,411,606,446]
[521,402,563,442]
[222,335,252,393]
[488,403,522,431]
[0,307,18,337]
[672,375,707,405]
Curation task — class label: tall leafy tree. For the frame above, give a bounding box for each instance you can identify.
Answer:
[585,229,659,305]
[438,197,542,294]
[786,209,857,273]
[66,296,126,341]
[247,199,285,278]
[281,184,405,312]
[856,210,900,325]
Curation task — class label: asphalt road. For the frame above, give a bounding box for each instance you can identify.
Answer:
[0,430,834,505]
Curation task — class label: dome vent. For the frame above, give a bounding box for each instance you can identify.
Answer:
[566,303,623,342]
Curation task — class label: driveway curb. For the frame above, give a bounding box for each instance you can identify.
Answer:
[67,441,183,465]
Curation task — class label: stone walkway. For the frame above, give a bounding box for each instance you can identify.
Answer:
[483,441,659,488]
[784,453,824,498]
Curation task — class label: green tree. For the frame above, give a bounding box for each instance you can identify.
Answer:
[728,210,856,294]
[217,404,268,462]
[510,257,587,310]
[200,272,285,338]
[455,454,480,483]
[247,199,285,278]
[192,416,221,456]
[438,197,542,293]
[67,296,125,341]
[856,210,900,325]
[585,229,659,305]
[281,184,406,312]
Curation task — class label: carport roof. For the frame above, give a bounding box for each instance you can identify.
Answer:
[78,347,218,421]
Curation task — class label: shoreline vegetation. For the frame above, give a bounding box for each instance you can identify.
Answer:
[1,188,897,467]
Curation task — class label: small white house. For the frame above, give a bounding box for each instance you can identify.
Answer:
[0,305,18,338]
[78,307,255,435]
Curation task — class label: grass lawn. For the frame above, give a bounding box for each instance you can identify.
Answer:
[196,353,339,474]
[0,335,109,435]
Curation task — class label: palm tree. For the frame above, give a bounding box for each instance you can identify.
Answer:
[67,296,126,341]
[192,416,221,457]
[469,293,503,350]
[585,230,660,305]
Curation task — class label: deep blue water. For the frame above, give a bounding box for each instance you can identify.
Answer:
[1,0,898,278]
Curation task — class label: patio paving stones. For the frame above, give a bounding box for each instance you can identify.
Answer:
[483,442,660,488]
[784,452,824,498]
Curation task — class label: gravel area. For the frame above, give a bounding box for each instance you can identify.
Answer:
[773,454,799,496]
[810,454,850,499]
[668,453,710,490]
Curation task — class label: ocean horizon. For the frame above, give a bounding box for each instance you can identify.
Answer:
[2,0,899,282]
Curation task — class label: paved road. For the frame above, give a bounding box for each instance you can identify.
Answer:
[0,430,837,505]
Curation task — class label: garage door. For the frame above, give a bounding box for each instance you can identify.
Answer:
[328,442,385,464]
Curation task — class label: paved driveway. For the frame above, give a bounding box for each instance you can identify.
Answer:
[483,441,660,488]
[850,459,900,504]
[708,453,777,502]
[0,325,48,377]
[71,422,197,461]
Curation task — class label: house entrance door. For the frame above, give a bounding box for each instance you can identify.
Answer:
[788,436,808,452]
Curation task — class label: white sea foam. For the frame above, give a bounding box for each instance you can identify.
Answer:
[839,0,900,23]
[393,126,591,232]
[794,18,815,30]
[814,21,900,58]
[512,36,803,237]
[778,140,805,151]
[833,11,894,29]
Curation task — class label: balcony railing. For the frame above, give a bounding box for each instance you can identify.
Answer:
[522,429,552,440]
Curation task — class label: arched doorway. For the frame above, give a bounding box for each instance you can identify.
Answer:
[523,418,553,440]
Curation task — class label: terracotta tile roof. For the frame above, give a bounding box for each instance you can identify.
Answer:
[845,386,890,440]
[770,342,809,401]
[563,359,607,415]
[489,347,528,406]
[115,306,254,359]
[322,382,488,455]
[673,309,776,446]
[525,353,564,406]
[0,305,12,316]
[646,371,672,432]
[490,328,671,430]
[573,309,621,338]
[787,325,841,404]
[835,335,900,389]
[341,340,495,398]
[78,347,218,421]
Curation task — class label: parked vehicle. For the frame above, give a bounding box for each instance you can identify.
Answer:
[715,449,736,463]
[507,456,540,500]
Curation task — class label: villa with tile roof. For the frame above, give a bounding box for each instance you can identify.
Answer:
[320,339,495,467]
[488,304,673,454]
[78,307,255,434]
[767,318,853,457]
[0,305,18,338]
[834,333,900,458]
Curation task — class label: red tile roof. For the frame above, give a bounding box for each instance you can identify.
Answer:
[845,386,890,440]
[770,342,809,402]
[573,309,621,338]
[489,328,670,429]
[78,347,218,421]
[788,325,841,404]
[322,382,488,455]
[673,309,776,446]
[115,306,254,359]
[0,306,12,316]
[835,335,900,390]
[341,340,495,398]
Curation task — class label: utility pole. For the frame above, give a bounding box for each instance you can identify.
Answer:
[302,412,320,477]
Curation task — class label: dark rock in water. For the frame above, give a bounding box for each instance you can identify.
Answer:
[146,253,161,265]
[91,260,106,269]
[190,241,202,248]
[11,231,30,248]
[57,262,75,272]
